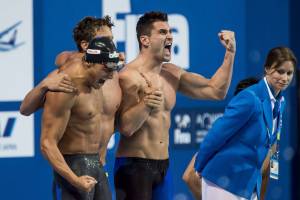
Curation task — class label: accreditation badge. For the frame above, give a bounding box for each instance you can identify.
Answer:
[270,155,279,180]
[270,133,280,180]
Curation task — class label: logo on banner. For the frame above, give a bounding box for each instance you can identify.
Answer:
[0,116,17,151]
[0,0,34,157]
[102,0,190,69]
[195,112,223,143]
[0,117,16,137]
[174,114,192,144]
[171,108,223,148]
[0,21,25,52]
[0,112,34,157]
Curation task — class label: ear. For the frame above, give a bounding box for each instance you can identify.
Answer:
[85,62,92,68]
[81,40,89,51]
[265,68,271,75]
[264,68,269,74]
[140,35,150,48]
[265,63,277,75]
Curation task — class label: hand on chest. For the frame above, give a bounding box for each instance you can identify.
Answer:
[137,72,176,111]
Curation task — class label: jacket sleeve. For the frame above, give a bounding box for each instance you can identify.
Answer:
[194,91,258,173]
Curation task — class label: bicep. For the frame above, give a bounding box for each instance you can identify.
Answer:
[118,74,140,114]
[41,92,75,142]
[178,71,217,99]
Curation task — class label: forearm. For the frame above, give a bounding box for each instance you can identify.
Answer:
[260,170,269,200]
[186,177,202,200]
[260,148,272,200]
[209,50,235,98]
[20,80,48,116]
[98,146,108,166]
[41,140,78,185]
[183,155,202,200]
[120,101,152,136]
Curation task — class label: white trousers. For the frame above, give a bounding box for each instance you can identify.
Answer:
[202,178,258,200]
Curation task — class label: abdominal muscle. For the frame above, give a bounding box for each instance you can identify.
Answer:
[116,110,171,160]
[58,115,114,155]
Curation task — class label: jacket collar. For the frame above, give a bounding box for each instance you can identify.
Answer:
[253,79,273,132]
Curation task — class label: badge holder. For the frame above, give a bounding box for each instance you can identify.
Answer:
[270,132,280,180]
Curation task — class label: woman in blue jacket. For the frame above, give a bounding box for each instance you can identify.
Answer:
[194,47,297,200]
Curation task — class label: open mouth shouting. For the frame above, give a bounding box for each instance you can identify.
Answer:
[92,78,106,89]
[163,42,172,61]
[98,79,106,84]
[164,42,172,54]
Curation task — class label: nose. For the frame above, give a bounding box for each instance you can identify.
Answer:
[167,32,173,41]
[107,71,114,79]
[281,73,289,82]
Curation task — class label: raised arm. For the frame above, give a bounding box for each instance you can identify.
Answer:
[178,30,236,100]
[40,91,96,192]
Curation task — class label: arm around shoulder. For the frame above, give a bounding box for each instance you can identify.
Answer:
[20,76,52,116]
[20,69,76,116]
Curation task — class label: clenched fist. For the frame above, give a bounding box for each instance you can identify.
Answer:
[74,175,97,192]
[218,30,236,53]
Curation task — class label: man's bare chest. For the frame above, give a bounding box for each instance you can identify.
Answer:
[72,87,121,120]
[139,75,177,111]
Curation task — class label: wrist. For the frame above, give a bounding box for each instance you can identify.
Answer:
[69,174,79,187]
[141,99,153,113]
[226,48,236,54]
[40,79,49,92]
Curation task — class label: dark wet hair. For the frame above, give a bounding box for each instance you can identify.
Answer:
[136,11,168,50]
[264,47,297,73]
[234,77,260,95]
[73,16,114,52]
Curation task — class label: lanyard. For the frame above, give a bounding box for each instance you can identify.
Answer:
[262,110,282,149]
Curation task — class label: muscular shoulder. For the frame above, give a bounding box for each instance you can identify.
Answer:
[162,63,184,79]
[44,91,76,115]
[161,63,184,89]
[56,51,83,68]
[119,65,142,91]
[60,59,86,89]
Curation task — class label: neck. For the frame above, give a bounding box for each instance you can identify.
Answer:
[265,77,280,98]
[137,51,163,74]
[82,62,97,87]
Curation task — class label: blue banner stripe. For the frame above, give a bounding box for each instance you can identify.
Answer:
[3,118,16,137]
[0,101,21,111]
[56,184,62,200]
